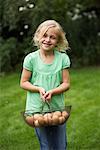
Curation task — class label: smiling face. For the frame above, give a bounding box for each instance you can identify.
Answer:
[33,20,69,52]
[39,27,58,52]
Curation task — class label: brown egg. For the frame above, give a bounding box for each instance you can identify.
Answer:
[43,113,48,117]
[47,115,52,125]
[43,114,49,125]
[58,116,63,124]
[34,114,42,120]
[59,116,66,124]
[25,116,34,127]
[38,116,45,126]
[47,113,52,118]
[62,111,69,119]
[52,115,59,125]
[34,119,40,127]
[53,111,62,117]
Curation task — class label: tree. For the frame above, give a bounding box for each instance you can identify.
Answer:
[0,0,100,72]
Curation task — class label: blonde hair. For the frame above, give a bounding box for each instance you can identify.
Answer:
[33,20,69,51]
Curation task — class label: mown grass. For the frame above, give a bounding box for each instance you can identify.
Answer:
[0,67,100,150]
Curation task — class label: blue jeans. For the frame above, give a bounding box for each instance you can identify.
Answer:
[35,123,67,150]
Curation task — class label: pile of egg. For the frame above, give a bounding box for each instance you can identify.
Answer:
[25,110,69,127]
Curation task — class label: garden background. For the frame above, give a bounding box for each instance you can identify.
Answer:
[0,0,100,149]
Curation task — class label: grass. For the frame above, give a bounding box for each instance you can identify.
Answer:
[0,67,100,150]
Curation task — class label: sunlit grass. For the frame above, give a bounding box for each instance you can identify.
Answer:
[66,67,100,149]
[0,67,100,150]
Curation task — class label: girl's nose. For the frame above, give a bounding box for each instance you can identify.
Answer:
[46,36,50,42]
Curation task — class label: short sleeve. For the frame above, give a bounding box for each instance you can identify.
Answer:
[23,53,33,71]
[62,53,70,69]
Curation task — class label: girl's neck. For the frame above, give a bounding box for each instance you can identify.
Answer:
[39,49,55,64]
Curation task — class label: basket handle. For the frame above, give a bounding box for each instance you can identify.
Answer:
[41,100,52,112]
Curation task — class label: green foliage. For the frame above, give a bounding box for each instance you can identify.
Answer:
[67,15,100,66]
[0,37,18,72]
[0,0,100,72]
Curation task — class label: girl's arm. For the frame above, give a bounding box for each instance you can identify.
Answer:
[20,69,46,98]
[20,68,39,92]
[44,69,70,101]
[51,69,70,94]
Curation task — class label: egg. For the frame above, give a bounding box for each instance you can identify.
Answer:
[34,119,40,127]
[47,115,52,125]
[52,114,59,125]
[34,113,42,120]
[62,111,69,119]
[59,116,66,124]
[43,114,49,125]
[58,116,63,124]
[47,113,52,118]
[38,116,45,126]
[53,111,62,117]
[25,116,34,127]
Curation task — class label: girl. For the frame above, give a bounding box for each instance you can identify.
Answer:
[20,20,71,150]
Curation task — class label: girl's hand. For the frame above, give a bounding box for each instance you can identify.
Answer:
[44,90,53,102]
[38,87,46,102]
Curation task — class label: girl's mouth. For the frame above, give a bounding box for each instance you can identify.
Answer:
[43,43,52,46]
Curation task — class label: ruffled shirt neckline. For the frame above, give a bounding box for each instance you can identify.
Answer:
[38,50,56,66]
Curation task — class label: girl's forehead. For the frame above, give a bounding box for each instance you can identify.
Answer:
[41,26,59,35]
[46,27,58,34]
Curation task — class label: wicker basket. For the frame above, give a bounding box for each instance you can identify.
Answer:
[21,103,72,128]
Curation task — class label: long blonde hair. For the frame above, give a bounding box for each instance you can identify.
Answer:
[33,20,69,51]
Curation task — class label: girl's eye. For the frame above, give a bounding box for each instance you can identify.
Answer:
[43,33,57,40]
[50,36,56,39]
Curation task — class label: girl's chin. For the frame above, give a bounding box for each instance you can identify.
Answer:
[41,45,55,51]
[42,46,52,51]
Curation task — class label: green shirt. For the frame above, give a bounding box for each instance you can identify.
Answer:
[23,50,70,114]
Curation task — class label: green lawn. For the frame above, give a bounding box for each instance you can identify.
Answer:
[0,67,100,150]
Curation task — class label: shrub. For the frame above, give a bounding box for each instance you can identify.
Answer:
[0,37,18,72]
